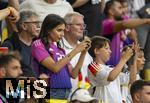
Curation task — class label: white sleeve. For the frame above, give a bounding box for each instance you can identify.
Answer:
[95,68,110,86]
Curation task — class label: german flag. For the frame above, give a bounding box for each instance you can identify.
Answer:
[77,70,91,89]
[77,70,82,88]
[85,76,90,89]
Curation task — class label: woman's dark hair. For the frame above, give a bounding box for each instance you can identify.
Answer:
[39,14,66,49]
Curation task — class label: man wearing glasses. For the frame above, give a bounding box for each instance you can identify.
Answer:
[1,10,41,77]
[61,12,93,91]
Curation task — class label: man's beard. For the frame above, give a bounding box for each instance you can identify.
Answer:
[115,16,123,21]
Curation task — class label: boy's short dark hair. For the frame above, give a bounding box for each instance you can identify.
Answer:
[130,80,150,99]
[88,36,110,58]
[0,51,21,69]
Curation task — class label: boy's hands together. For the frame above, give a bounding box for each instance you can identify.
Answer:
[121,47,134,62]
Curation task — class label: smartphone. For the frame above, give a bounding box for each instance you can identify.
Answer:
[80,30,88,41]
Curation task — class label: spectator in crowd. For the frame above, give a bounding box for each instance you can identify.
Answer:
[1,10,41,77]
[68,88,98,103]
[130,80,150,103]
[117,0,138,46]
[0,52,22,78]
[20,0,73,21]
[88,36,133,103]
[67,0,105,37]
[102,0,150,66]
[61,12,93,91]
[0,52,43,103]
[0,52,22,103]
[31,14,91,99]
[119,44,145,103]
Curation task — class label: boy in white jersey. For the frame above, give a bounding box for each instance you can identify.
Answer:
[88,36,133,103]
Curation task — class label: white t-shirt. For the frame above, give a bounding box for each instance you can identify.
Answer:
[88,64,122,103]
[120,72,141,103]
[61,37,93,91]
[119,72,130,102]
[20,0,73,21]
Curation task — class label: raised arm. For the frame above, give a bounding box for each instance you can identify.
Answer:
[129,43,140,87]
[0,7,11,20]
[41,39,91,73]
[107,47,133,81]
[69,38,91,78]
[113,18,150,33]
[8,0,19,11]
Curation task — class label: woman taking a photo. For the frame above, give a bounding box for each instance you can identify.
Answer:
[31,14,91,99]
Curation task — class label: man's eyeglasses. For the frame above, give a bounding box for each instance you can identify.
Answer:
[23,21,42,27]
[67,23,86,28]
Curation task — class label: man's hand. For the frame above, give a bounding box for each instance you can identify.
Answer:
[7,7,20,22]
